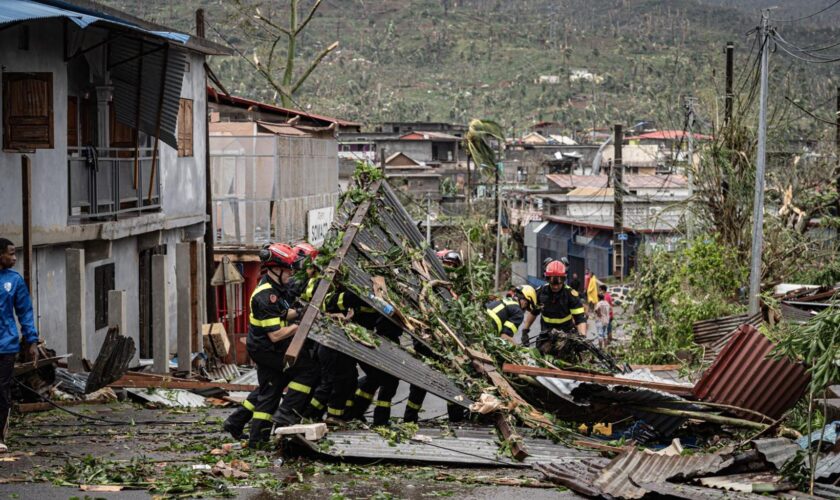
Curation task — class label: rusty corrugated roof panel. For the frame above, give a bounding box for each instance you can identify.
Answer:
[636,481,768,499]
[309,316,471,407]
[698,472,793,493]
[814,482,840,498]
[594,446,732,499]
[535,457,612,497]
[692,324,810,420]
[693,312,762,346]
[753,438,800,470]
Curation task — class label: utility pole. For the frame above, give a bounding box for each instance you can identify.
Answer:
[748,12,770,315]
[494,148,504,290]
[197,8,216,317]
[685,96,696,239]
[612,124,624,280]
[725,42,734,127]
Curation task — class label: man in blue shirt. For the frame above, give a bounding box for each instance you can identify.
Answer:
[0,238,39,453]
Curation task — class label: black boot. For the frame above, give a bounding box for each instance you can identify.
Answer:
[248,419,273,449]
[223,406,252,440]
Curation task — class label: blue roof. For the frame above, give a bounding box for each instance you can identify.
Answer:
[0,0,189,44]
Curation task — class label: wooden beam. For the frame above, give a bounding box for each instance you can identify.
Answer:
[493,412,528,461]
[16,398,110,414]
[501,363,695,397]
[109,374,256,392]
[14,355,71,376]
[284,180,383,365]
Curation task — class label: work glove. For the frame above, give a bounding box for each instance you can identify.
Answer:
[521,328,530,346]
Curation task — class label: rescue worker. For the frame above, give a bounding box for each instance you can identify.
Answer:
[521,260,586,352]
[224,243,302,448]
[486,285,538,343]
[341,292,402,427]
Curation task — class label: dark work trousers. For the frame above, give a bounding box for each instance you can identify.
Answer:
[243,345,288,447]
[345,315,402,426]
[0,353,14,442]
[305,345,357,420]
[271,341,320,427]
[404,341,466,423]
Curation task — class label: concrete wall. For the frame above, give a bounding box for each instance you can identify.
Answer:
[161,52,208,220]
[376,140,433,163]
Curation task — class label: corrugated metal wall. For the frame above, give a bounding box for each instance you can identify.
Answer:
[275,135,340,242]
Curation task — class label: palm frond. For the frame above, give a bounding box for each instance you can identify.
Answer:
[464,119,505,178]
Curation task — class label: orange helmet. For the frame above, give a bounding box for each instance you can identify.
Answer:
[259,243,297,269]
[544,260,567,277]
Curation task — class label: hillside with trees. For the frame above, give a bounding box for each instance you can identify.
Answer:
[104,0,840,141]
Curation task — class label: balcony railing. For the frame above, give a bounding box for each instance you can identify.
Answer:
[68,147,161,222]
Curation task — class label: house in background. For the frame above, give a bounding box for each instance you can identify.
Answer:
[0,0,229,370]
[384,152,441,201]
[207,91,348,354]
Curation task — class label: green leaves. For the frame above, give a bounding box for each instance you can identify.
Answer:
[773,299,840,393]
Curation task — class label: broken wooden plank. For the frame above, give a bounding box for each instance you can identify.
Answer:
[493,412,528,461]
[85,327,136,394]
[14,355,71,376]
[109,374,256,392]
[202,323,230,358]
[285,179,383,365]
[502,363,695,397]
[16,398,111,414]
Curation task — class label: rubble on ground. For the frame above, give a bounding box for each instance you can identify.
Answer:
[8,175,840,498]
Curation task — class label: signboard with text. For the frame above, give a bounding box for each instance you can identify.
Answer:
[307,206,335,246]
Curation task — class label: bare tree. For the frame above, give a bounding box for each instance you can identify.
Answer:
[228,0,338,107]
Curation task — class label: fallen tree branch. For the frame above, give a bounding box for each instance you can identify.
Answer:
[630,405,800,439]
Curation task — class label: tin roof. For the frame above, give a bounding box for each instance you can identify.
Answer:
[208,87,361,128]
[594,445,732,499]
[753,438,800,470]
[635,481,767,499]
[692,324,810,420]
[546,173,688,190]
[692,312,763,364]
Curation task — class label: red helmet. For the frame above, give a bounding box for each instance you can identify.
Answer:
[259,243,297,269]
[292,241,318,267]
[545,260,567,277]
[436,249,462,268]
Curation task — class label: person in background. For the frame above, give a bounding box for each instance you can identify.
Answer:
[586,273,600,310]
[568,272,581,295]
[593,291,611,349]
[0,238,39,453]
[599,284,614,343]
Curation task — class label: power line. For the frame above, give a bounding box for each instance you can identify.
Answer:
[772,0,840,23]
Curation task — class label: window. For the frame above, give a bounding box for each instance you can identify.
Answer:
[2,72,53,150]
[94,263,115,330]
[177,98,193,157]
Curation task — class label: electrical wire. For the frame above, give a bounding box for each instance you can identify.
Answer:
[772,0,840,22]
[14,379,209,427]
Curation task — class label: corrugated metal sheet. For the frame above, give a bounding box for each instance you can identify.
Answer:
[780,303,816,324]
[126,388,206,407]
[693,324,810,420]
[693,312,763,364]
[798,422,840,449]
[535,457,612,497]
[635,481,767,499]
[813,482,840,498]
[205,363,240,382]
[309,317,471,407]
[753,438,801,469]
[814,452,840,480]
[594,446,732,499]
[698,472,792,493]
[231,368,257,386]
[306,428,595,466]
[110,37,187,149]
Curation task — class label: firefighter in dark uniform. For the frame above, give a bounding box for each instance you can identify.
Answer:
[337,291,402,427]
[521,260,587,352]
[486,285,538,343]
[222,243,302,448]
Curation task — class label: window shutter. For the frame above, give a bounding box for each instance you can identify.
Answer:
[2,72,54,150]
[177,98,193,157]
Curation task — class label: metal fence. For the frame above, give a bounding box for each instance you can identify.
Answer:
[68,147,160,222]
